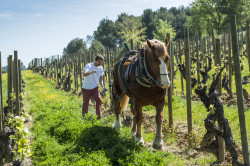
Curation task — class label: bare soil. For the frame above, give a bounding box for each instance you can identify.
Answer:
[102,107,244,165]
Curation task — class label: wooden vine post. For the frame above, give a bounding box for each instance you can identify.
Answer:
[112,44,118,86]
[79,54,82,89]
[240,28,244,56]
[18,60,21,94]
[196,33,200,84]
[170,41,174,93]
[101,49,106,84]
[130,39,134,50]
[8,56,13,114]
[228,25,233,93]
[0,52,3,131]
[184,27,192,147]
[107,48,111,89]
[203,37,207,68]
[40,58,43,75]
[14,51,20,116]
[215,39,222,96]
[65,54,67,77]
[208,36,211,58]
[76,56,78,88]
[54,58,57,81]
[60,57,63,86]
[76,56,79,90]
[231,15,250,166]
[0,52,3,166]
[212,30,216,63]
[68,57,71,91]
[56,58,59,86]
[178,39,184,93]
[53,58,55,80]
[200,37,203,68]
[74,57,77,90]
[223,33,226,60]
[46,58,49,77]
[167,33,173,128]
[247,19,250,73]
[50,58,52,80]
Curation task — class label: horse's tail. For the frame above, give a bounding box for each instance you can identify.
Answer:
[120,95,129,111]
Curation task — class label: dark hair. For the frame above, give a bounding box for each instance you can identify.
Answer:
[94,54,104,61]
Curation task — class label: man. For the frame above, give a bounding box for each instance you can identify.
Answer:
[82,54,106,119]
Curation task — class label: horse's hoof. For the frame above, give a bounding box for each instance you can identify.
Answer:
[113,124,121,130]
[113,120,122,130]
[131,132,136,138]
[136,137,144,145]
[152,142,163,150]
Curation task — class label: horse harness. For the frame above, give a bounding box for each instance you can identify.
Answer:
[114,49,166,100]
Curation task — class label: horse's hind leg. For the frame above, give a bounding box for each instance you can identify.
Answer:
[153,100,165,149]
[113,95,129,130]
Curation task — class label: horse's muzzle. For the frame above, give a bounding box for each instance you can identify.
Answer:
[161,84,170,89]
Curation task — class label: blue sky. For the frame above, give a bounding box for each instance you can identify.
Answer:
[0,0,194,67]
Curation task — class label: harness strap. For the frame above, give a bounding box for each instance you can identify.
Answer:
[118,56,129,94]
[136,64,151,87]
[135,49,161,87]
[116,50,138,99]
[138,49,143,76]
[142,49,159,85]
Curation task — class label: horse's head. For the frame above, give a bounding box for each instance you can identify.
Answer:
[144,38,170,89]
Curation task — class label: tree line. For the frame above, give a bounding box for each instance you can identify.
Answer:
[63,0,250,56]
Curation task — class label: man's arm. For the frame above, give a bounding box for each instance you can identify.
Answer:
[99,76,104,89]
[83,69,96,77]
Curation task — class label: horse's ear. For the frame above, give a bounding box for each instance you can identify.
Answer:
[165,37,169,47]
[147,40,154,49]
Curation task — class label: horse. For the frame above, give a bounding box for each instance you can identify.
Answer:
[111,38,170,149]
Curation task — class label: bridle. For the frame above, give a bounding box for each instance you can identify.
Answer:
[136,48,169,88]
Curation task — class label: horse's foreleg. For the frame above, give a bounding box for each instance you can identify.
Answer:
[153,101,164,150]
[131,103,137,138]
[113,99,122,130]
[135,105,144,144]
[113,113,122,130]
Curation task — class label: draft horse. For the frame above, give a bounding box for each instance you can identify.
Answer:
[112,38,170,149]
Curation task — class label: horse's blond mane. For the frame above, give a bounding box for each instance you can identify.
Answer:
[143,39,167,59]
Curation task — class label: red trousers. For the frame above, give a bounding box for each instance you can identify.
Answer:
[82,87,102,119]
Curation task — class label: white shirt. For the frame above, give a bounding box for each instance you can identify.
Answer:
[82,63,104,89]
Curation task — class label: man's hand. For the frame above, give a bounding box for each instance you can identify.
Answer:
[83,70,96,77]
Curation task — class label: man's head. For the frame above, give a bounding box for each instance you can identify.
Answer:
[94,54,104,66]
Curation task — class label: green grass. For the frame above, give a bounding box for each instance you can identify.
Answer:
[24,70,186,166]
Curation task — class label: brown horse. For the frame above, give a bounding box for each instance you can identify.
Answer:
[112,38,170,149]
